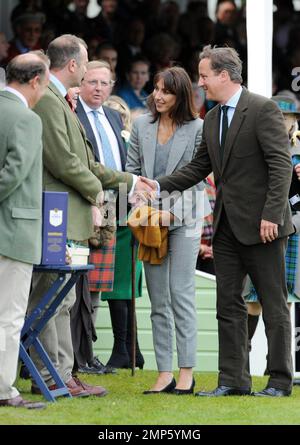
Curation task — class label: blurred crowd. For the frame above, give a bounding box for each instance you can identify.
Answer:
[1,0,299,116]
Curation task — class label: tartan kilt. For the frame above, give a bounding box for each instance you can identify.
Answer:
[88,235,116,292]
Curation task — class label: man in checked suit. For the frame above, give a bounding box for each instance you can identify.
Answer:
[142,45,294,397]
[27,35,148,398]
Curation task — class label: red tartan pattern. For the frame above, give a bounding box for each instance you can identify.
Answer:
[88,235,116,292]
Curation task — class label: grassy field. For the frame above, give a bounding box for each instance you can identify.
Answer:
[0,371,300,425]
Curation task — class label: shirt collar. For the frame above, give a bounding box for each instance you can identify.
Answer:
[50,73,67,97]
[224,86,243,109]
[4,86,28,107]
[79,96,104,115]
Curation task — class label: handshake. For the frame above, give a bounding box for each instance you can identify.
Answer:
[130,176,159,206]
[91,176,159,229]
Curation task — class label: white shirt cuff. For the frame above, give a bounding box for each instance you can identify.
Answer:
[128,174,138,198]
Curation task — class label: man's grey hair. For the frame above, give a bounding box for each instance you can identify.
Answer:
[199,45,243,84]
[6,51,49,84]
[47,34,87,70]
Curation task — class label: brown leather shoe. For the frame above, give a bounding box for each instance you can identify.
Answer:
[73,376,108,397]
[65,378,90,397]
[32,379,89,398]
[0,395,46,409]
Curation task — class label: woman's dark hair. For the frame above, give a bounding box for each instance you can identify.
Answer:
[147,66,198,126]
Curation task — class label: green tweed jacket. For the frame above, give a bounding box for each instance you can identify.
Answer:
[34,82,133,241]
[0,91,43,264]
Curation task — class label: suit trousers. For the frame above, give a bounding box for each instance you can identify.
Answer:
[143,224,200,371]
[0,255,32,399]
[213,210,293,391]
[27,271,76,386]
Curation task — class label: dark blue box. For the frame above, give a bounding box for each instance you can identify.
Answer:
[41,191,68,265]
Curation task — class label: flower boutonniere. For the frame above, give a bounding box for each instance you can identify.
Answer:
[121,130,130,143]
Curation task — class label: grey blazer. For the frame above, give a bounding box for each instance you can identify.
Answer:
[126,113,205,224]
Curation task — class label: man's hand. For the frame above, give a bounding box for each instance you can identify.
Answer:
[260,219,278,243]
[139,176,158,192]
[129,176,158,206]
[92,205,102,227]
[295,163,300,180]
[200,244,213,259]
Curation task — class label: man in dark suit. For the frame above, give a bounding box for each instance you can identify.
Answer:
[142,45,294,397]
[76,60,127,374]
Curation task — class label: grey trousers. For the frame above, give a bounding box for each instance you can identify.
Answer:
[27,272,76,386]
[90,291,101,326]
[143,224,200,371]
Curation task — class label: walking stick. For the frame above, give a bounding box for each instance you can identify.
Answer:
[131,233,136,376]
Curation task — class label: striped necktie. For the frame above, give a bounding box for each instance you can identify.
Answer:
[91,110,117,170]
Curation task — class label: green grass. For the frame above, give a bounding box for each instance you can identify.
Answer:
[1,371,300,425]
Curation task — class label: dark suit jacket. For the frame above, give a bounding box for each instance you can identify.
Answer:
[158,88,294,245]
[76,100,127,170]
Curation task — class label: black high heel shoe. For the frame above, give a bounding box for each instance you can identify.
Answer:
[143,378,176,394]
[172,378,195,395]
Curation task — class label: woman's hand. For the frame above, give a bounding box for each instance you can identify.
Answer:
[295,163,300,180]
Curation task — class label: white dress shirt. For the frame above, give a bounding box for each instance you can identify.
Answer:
[219,86,243,144]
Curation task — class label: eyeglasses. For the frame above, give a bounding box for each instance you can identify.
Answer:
[84,80,114,88]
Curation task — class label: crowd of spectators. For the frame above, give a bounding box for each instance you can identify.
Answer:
[1,0,299,113]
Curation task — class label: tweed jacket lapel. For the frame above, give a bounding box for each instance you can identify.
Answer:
[143,119,158,178]
[48,82,86,138]
[221,88,248,173]
[76,99,100,162]
[206,104,222,174]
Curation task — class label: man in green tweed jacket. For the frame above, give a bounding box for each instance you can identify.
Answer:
[27,34,147,398]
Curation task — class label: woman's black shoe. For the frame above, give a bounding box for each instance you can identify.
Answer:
[143,378,176,394]
[172,378,195,395]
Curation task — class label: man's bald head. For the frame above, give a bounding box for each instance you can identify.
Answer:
[6,52,49,85]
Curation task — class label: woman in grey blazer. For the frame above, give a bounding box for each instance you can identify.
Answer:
[126,67,206,394]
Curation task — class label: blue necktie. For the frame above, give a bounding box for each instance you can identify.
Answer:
[92,110,117,170]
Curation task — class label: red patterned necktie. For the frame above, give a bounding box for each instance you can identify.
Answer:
[65,93,75,112]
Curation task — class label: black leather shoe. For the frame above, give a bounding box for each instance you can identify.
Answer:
[143,378,176,394]
[172,378,195,395]
[195,385,251,397]
[252,387,291,397]
[92,357,117,374]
